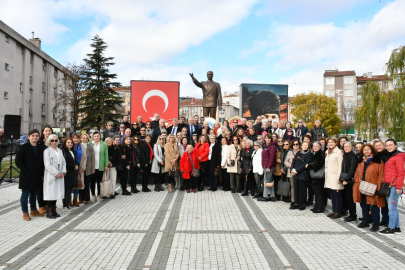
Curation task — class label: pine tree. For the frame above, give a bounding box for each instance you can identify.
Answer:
[291,92,341,136]
[78,35,123,130]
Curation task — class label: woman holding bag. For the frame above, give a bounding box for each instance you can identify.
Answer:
[78,133,95,204]
[72,134,86,207]
[306,141,325,213]
[89,131,108,202]
[151,135,165,192]
[227,136,241,193]
[120,136,133,195]
[61,138,78,212]
[180,145,200,193]
[353,144,385,232]
[165,134,180,193]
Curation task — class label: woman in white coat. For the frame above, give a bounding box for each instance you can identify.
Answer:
[252,141,264,200]
[324,136,344,219]
[151,135,165,192]
[43,134,66,218]
[227,136,241,193]
[220,137,230,191]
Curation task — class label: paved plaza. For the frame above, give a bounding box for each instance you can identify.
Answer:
[0,181,405,270]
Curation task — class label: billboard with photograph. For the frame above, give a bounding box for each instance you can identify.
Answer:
[130,80,179,123]
[239,83,288,123]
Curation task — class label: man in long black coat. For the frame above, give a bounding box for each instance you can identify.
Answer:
[15,129,46,221]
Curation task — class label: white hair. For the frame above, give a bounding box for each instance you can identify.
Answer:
[45,134,59,146]
[245,139,253,147]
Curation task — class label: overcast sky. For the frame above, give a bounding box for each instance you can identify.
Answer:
[2,0,404,98]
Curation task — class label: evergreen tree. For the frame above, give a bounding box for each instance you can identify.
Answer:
[78,35,123,130]
[291,92,341,136]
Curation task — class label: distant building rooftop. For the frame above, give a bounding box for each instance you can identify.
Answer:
[324,70,356,77]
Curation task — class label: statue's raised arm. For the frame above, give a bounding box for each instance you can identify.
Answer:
[189,73,203,88]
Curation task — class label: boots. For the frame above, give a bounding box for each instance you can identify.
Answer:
[159,184,164,191]
[154,184,161,192]
[73,198,80,207]
[168,183,173,193]
[52,206,60,218]
[241,182,248,196]
[46,207,55,219]
[23,212,31,221]
[96,195,102,202]
[69,199,73,207]
[30,209,44,217]
[38,206,47,215]
[90,195,96,202]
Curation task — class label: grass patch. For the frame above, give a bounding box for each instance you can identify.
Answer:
[1,160,20,179]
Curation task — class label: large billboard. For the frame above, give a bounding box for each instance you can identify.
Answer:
[130,80,180,123]
[239,83,288,123]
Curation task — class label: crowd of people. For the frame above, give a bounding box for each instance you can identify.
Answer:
[12,113,405,235]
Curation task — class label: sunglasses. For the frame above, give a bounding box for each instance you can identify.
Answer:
[293,143,299,146]
[254,145,259,146]
[233,139,239,141]
[193,134,197,136]
[298,122,302,123]
[120,127,125,129]
[133,123,138,125]
[134,139,139,141]
[108,124,113,126]
[277,140,283,142]
[51,140,58,142]
[284,143,290,146]
[159,138,164,140]
[141,129,146,131]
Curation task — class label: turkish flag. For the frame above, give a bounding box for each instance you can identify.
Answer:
[130,80,180,123]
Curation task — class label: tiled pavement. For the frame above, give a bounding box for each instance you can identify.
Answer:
[0,180,405,270]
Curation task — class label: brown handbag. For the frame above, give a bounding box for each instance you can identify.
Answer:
[75,172,84,189]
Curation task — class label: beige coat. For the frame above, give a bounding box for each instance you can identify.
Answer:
[82,143,96,176]
[324,147,344,190]
[164,143,180,172]
[227,145,240,173]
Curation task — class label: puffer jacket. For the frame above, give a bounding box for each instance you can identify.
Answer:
[383,151,405,190]
[262,141,277,168]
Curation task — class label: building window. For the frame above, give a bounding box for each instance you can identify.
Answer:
[344,76,353,84]
[344,89,353,96]
[42,82,45,93]
[20,82,23,92]
[4,91,8,99]
[344,102,353,108]
[325,77,334,85]
[29,76,33,90]
[19,108,22,116]
[5,63,9,71]
[42,61,46,71]
[382,81,388,88]
[53,87,56,96]
[325,90,334,97]
[30,52,34,64]
[41,104,45,112]
[5,36,10,43]
[54,67,57,78]
[192,107,197,113]
[21,48,24,55]
[182,107,188,114]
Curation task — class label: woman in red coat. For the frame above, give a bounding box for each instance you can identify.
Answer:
[353,144,385,232]
[194,136,209,191]
[378,139,405,235]
[180,145,200,193]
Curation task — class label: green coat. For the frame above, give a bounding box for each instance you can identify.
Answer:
[89,140,109,171]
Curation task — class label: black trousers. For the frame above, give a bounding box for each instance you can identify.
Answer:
[273,175,282,199]
[311,178,325,211]
[185,176,197,190]
[222,169,230,190]
[63,185,74,207]
[91,169,103,195]
[37,179,46,208]
[307,181,314,203]
[239,173,245,191]
[245,172,256,193]
[166,173,175,184]
[360,194,380,225]
[46,200,56,208]
[153,172,165,185]
[199,161,209,187]
[79,174,92,202]
[294,179,308,206]
[131,166,140,188]
[142,165,151,188]
[344,183,357,218]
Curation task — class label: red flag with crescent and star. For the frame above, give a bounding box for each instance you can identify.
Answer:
[130,80,180,123]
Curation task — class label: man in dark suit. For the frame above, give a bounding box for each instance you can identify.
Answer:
[178,117,186,131]
[167,118,180,136]
[185,118,199,139]
[253,116,264,135]
[151,113,160,129]
[151,119,167,144]
[137,115,146,128]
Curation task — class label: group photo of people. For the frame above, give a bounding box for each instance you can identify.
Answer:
[13,113,405,236]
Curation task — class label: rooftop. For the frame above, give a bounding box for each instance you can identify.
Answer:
[324,70,356,77]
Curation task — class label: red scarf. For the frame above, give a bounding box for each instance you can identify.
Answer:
[214,127,220,136]
[148,144,154,160]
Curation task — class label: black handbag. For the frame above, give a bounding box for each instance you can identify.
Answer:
[168,165,178,177]
[339,159,351,183]
[116,163,123,171]
[376,178,397,196]
[277,178,290,197]
[214,168,222,177]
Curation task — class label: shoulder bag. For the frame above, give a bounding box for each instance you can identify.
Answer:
[359,180,377,196]
[188,153,200,177]
[168,165,178,177]
[338,157,351,183]
[277,175,290,197]
[376,178,397,196]
[310,165,325,178]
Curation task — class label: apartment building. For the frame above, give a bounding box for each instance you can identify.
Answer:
[0,20,66,134]
[356,72,393,106]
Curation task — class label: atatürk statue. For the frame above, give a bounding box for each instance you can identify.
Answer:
[189,71,222,118]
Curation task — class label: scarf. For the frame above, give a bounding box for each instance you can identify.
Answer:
[363,154,374,164]
[214,127,220,136]
[148,143,154,160]
[183,145,187,151]
[296,127,301,137]
[285,128,294,140]
[300,149,309,155]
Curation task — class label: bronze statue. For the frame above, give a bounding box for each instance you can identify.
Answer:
[189,71,222,118]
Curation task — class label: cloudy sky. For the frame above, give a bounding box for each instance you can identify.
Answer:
[2,0,405,98]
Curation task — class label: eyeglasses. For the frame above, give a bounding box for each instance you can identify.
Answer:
[51,140,58,142]
[298,122,302,123]
[226,133,230,135]
[133,123,137,125]
[293,143,299,146]
[277,140,283,142]
[284,143,290,146]
[134,139,139,141]
[141,129,146,131]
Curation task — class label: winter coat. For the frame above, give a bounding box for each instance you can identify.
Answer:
[273,149,282,176]
[82,143,95,176]
[132,146,141,166]
[61,147,77,186]
[194,142,209,162]
[291,150,311,181]
[310,126,327,141]
[164,143,180,172]
[307,150,325,179]
[140,143,153,168]
[43,147,66,200]
[73,143,87,172]
[262,141,277,169]
[108,145,122,168]
[294,126,309,141]
[180,150,200,179]
[378,149,390,164]
[383,151,405,190]
[353,156,385,207]
[227,145,240,173]
[15,142,46,191]
[341,151,358,183]
[221,145,229,168]
[209,143,222,171]
[285,149,298,178]
[280,149,289,172]
[0,136,10,158]
[252,148,263,175]
[120,145,135,179]
[89,141,109,171]
[241,147,254,174]
[325,147,344,190]
[151,144,165,174]
[247,134,257,142]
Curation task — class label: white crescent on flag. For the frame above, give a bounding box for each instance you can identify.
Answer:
[142,89,169,113]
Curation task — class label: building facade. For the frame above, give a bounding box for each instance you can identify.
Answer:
[0,20,66,134]
[179,97,239,122]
